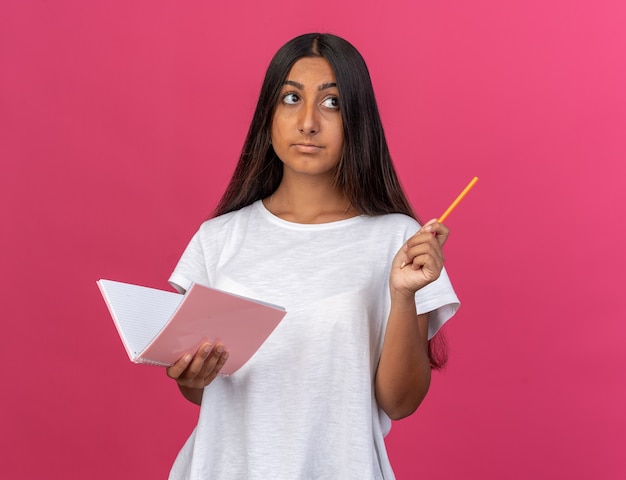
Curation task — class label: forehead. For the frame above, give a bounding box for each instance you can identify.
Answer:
[285,57,337,85]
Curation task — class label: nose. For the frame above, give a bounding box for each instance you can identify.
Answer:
[298,101,319,135]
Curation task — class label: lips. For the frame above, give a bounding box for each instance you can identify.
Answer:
[293,143,323,153]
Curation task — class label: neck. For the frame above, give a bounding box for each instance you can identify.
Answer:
[265,182,355,224]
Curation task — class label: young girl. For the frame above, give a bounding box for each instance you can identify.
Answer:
[165,33,459,479]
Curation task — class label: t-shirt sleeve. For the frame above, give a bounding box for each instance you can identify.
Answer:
[397,216,460,339]
[414,266,460,339]
[168,228,211,294]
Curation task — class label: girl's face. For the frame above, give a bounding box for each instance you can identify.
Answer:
[270,57,344,181]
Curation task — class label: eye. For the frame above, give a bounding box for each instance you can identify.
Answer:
[282,93,300,105]
[321,96,339,110]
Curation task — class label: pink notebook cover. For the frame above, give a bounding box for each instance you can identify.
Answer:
[97,280,287,375]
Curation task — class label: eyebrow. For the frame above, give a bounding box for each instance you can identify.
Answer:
[283,80,338,91]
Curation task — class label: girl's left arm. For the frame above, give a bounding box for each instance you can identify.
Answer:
[374,220,448,420]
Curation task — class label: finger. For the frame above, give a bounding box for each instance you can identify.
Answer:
[203,349,230,383]
[399,223,445,269]
[166,353,193,379]
[215,350,229,373]
[421,220,449,247]
[405,231,442,256]
[400,236,430,269]
[197,344,226,379]
[409,253,443,282]
[409,249,443,269]
[396,243,410,269]
[182,343,213,381]
[406,242,444,270]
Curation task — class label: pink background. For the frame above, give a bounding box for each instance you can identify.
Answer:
[2,1,625,478]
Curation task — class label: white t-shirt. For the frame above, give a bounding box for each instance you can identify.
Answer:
[168,200,459,480]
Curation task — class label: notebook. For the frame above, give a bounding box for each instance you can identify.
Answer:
[97,279,287,375]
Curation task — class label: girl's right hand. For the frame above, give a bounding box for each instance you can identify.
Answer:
[166,343,229,389]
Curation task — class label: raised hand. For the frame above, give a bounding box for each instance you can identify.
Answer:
[390,219,449,297]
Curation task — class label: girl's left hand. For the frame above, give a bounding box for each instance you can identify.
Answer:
[390,219,449,296]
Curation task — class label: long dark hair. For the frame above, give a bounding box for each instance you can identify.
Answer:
[214,33,447,369]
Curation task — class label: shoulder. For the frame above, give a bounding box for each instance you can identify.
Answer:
[360,213,421,236]
[196,202,260,238]
[345,214,421,256]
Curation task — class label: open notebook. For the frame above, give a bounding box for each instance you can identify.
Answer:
[97,279,287,375]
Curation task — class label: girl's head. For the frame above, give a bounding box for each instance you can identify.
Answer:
[215,33,415,220]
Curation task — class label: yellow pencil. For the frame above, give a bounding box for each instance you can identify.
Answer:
[437,176,479,223]
[400,176,479,269]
